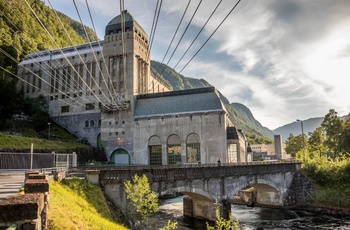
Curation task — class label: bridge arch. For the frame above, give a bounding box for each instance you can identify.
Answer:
[225,175,283,206]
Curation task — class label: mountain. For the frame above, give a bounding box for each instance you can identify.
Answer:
[0,0,97,59]
[273,113,350,142]
[150,60,274,142]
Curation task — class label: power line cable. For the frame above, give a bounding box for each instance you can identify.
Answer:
[0,13,96,105]
[0,47,84,108]
[160,0,192,64]
[165,0,203,66]
[149,0,163,51]
[22,0,109,106]
[173,0,224,70]
[72,0,115,104]
[83,0,121,102]
[47,0,113,104]
[149,0,160,46]
[179,0,242,73]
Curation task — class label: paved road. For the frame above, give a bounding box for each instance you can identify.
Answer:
[0,172,25,201]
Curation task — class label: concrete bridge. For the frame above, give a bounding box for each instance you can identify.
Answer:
[86,161,304,221]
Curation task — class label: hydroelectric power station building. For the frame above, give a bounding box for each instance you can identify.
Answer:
[17,10,250,165]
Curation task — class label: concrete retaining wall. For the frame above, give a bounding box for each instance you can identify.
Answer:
[0,171,50,230]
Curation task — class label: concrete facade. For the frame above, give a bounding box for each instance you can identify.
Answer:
[17,10,248,165]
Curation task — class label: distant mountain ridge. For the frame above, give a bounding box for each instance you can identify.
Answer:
[273,114,350,142]
[150,60,274,140]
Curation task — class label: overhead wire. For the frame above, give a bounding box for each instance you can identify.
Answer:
[148,0,160,50]
[179,0,242,73]
[0,65,81,109]
[119,0,128,95]
[160,0,192,64]
[1,1,102,105]
[72,0,116,104]
[22,0,109,107]
[164,0,203,67]
[0,47,84,108]
[47,0,114,104]
[83,0,121,103]
[173,0,224,70]
[149,0,163,52]
[0,10,96,105]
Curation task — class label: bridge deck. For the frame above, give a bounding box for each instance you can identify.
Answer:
[80,161,301,184]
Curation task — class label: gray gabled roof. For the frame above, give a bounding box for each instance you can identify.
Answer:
[134,87,225,118]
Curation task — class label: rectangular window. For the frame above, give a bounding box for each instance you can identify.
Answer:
[168,144,181,165]
[85,103,95,110]
[150,145,162,165]
[228,144,238,163]
[61,106,69,113]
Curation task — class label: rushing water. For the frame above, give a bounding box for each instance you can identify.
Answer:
[158,196,350,230]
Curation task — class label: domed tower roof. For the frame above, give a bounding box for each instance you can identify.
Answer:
[105,10,147,37]
[107,10,135,26]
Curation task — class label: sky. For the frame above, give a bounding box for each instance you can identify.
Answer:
[45,0,350,130]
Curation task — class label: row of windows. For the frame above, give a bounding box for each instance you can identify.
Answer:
[84,120,101,128]
[149,134,201,165]
[108,121,125,125]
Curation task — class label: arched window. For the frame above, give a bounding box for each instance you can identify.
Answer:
[167,135,181,165]
[90,120,95,127]
[84,120,89,128]
[186,133,200,163]
[148,136,162,165]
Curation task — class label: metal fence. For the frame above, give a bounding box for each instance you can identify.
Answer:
[0,152,77,170]
[303,188,350,210]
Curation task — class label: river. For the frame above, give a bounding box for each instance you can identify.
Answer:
[158,196,350,230]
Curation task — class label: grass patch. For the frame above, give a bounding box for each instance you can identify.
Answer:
[0,133,90,149]
[48,179,128,230]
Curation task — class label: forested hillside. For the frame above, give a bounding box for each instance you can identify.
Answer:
[150,60,274,143]
[0,0,98,131]
[0,0,98,60]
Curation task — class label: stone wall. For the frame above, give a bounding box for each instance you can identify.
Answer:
[284,170,316,205]
[0,171,50,230]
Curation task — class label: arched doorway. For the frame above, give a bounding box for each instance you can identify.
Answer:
[97,133,102,148]
[110,149,130,165]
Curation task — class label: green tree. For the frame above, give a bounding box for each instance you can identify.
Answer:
[0,45,24,128]
[340,118,350,155]
[285,133,306,158]
[124,174,159,230]
[321,109,344,157]
[159,220,178,230]
[308,127,327,158]
[206,203,240,230]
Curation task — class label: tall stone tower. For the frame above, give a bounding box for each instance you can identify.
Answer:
[100,10,150,163]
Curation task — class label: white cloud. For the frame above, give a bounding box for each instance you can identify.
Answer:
[48,0,350,129]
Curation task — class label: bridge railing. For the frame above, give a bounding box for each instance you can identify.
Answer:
[96,160,301,184]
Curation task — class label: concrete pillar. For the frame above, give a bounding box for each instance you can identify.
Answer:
[183,196,231,222]
[162,141,167,165]
[85,170,100,185]
[183,196,193,218]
